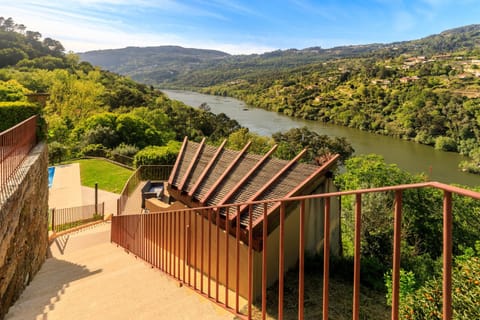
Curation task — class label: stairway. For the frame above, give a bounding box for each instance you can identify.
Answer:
[5,222,233,320]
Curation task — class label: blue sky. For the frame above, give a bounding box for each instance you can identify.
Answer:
[1,0,478,54]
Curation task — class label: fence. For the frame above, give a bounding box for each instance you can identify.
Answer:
[117,165,173,215]
[111,181,480,320]
[110,152,134,168]
[50,202,104,232]
[0,115,38,188]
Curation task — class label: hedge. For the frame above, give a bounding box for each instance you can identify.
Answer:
[0,101,40,132]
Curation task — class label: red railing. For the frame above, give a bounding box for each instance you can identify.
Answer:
[117,165,173,215]
[110,181,480,320]
[50,202,104,232]
[0,115,38,188]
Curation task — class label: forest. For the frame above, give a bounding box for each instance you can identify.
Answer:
[2,17,480,318]
[197,30,480,173]
[82,24,480,173]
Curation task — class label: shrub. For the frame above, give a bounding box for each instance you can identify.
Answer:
[0,101,40,132]
[80,144,108,158]
[384,269,417,306]
[400,243,480,319]
[434,136,457,152]
[48,141,68,164]
[414,131,435,145]
[110,143,138,167]
[133,140,181,167]
[112,143,138,158]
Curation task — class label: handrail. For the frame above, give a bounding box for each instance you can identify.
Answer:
[117,165,174,215]
[111,181,480,319]
[0,115,38,188]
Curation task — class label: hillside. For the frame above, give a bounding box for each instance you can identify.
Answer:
[79,46,230,85]
[0,17,243,167]
[79,24,480,173]
[79,25,480,87]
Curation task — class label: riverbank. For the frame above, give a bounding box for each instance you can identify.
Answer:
[162,89,480,187]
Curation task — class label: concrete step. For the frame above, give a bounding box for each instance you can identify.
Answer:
[6,223,234,320]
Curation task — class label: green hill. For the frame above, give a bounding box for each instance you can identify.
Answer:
[79,46,230,85]
[79,24,480,172]
[79,25,480,87]
[0,17,242,166]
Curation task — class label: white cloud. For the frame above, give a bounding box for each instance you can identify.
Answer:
[0,2,272,54]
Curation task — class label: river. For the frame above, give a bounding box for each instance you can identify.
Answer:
[162,89,480,187]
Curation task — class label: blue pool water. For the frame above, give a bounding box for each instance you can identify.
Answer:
[48,167,55,188]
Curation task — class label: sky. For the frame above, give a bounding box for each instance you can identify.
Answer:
[1,0,479,55]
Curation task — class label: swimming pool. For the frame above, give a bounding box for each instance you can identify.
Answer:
[48,167,55,188]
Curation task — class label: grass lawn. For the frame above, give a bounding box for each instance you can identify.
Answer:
[75,159,133,194]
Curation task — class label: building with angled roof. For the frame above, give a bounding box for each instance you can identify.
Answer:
[146,137,341,298]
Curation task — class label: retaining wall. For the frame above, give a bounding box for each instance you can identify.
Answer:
[0,143,48,318]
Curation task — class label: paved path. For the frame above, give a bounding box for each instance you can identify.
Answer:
[81,186,119,215]
[49,163,84,209]
[49,163,120,214]
[5,223,234,320]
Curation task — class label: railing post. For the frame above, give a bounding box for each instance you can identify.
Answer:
[323,197,331,320]
[262,202,268,320]
[95,182,98,214]
[298,200,305,320]
[248,204,253,320]
[52,208,55,233]
[392,190,402,320]
[443,191,453,320]
[278,202,285,320]
[353,194,361,320]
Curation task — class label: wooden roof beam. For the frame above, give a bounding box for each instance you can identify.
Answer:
[216,144,278,211]
[199,141,252,205]
[229,148,307,223]
[168,136,188,186]
[250,153,340,230]
[177,137,205,191]
[188,139,227,198]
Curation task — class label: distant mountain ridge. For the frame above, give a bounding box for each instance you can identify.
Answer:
[79,24,480,86]
[79,46,230,85]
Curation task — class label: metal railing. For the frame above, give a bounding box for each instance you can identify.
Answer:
[0,115,38,188]
[50,202,104,232]
[117,165,173,215]
[110,181,480,320]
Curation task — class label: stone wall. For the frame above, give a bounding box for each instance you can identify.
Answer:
[0,143,48,319]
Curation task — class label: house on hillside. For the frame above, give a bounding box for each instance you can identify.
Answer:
[145,137,341,298]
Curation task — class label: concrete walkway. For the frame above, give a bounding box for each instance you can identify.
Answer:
[49,163,120,214]
[81,186,119,215]
[5,223,234,320]
[49,163,84,209]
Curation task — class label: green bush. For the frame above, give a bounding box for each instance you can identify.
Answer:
[0,101,40,131]
[434,136,457,152]
[80,144,108,157]
[110,143,138,167]
[112,143,138,158]
[133,140,181,167]
[400,243,480,319]
[384,269,417,306]
[48,141,68,164]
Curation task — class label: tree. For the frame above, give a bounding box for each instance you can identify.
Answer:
[0,48,28,67]
[116,114,162,148]
[272,126,354,164]
[227,128,274,154]
[43,37,64,55]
